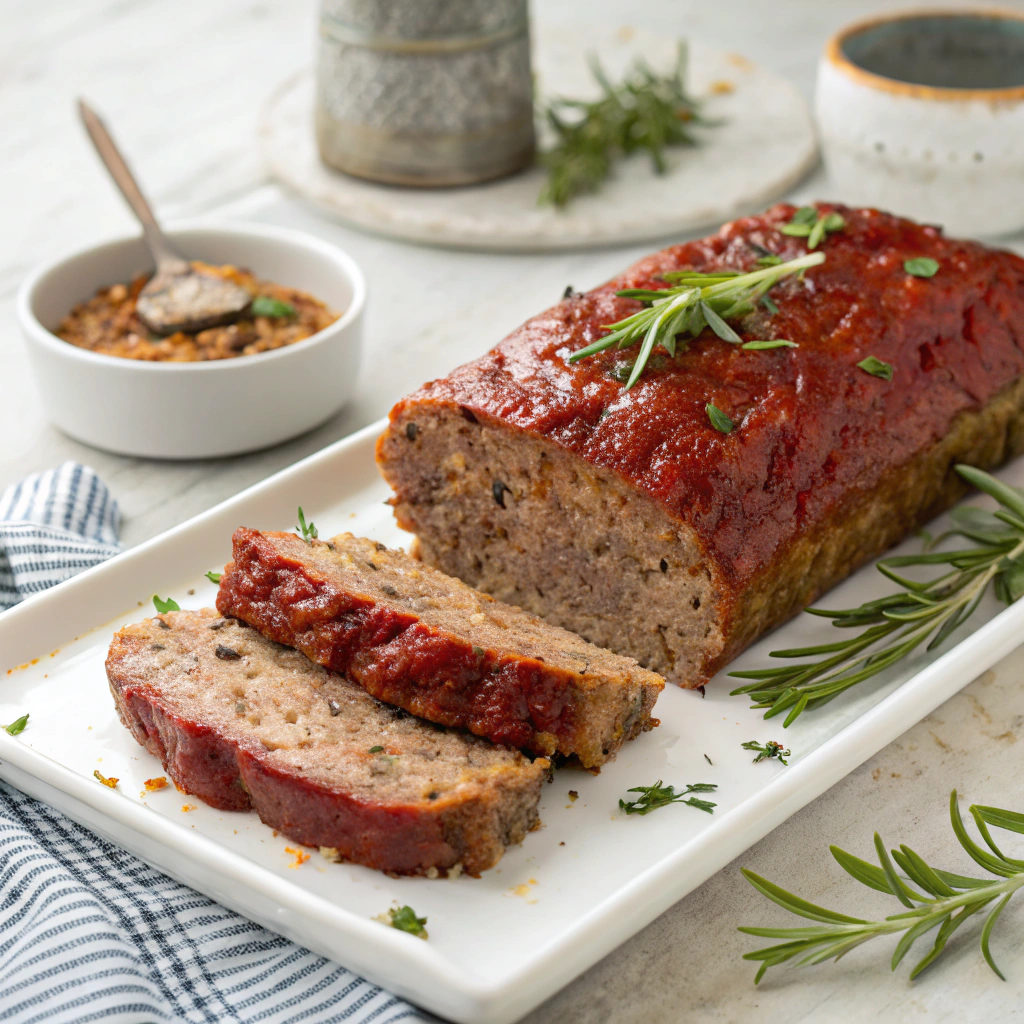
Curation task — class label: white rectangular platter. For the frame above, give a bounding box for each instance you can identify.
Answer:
[2,418,1023,1024]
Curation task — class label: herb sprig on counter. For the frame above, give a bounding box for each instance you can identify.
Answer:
[730,465,1024,726]
[619,780,717,815]
[570,252,823,390]
[539,43,705,208]
[741,791,1024,984]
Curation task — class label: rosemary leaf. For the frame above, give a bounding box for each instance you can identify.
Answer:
[296,507,318,544]
[742,339,796,350]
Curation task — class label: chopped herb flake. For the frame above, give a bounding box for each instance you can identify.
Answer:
[742,739,791,765]
[742,339,797,351]
[153,595,180,614]
[369,745,384,753]
[296,507,318,543]
[388,905,428,938]
[706,403,734,433]
[205,571,222,584]
[3,713,29,736]
[904,257,939,278]
[857,355,894,381]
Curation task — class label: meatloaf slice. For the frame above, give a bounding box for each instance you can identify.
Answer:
[106,609,548,876]
[215,529,663,768]
[377,203,1024,689]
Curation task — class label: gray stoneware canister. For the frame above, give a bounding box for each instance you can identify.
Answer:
[315,0,535,187]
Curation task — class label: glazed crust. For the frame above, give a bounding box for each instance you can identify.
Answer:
[378,205,1024,686]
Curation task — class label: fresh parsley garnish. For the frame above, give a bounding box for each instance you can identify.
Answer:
[3,713,29,736]
[251,296,296,318]
[742,739,790,765]
[153,595,180,613]
[571,252,821,390]
[388,905,428,938]
[904,257,939,278]
[619,780,717,815]
[857,355,894,381]
[369,745,384,753]
[781,206,845,249]
[742,339,796,351]
[731,464,1024,725]
[539,43,705,208]
[741,790,1024,984]
[296,507,318,544]
[706,403,734,434]
[205,571,222,584]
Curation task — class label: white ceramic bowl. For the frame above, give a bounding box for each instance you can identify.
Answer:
[17,222,366,459]
[815,9,1024,237]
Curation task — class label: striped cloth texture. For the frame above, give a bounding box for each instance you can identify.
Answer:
[0,464,429,1024]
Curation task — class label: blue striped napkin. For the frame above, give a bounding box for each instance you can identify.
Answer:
[0,465,428,1024]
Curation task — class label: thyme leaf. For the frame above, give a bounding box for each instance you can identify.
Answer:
[904,257,939,278]
[570,252,822,389]
[730,465,1024,726]
[741,790,1024,984]
[781,207,845,250]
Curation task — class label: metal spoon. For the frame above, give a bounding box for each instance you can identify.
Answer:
[77,99,252,335]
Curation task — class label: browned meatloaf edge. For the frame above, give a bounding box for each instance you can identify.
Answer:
[216,529,663,768]
[107,609,549,876]
[376,204,1024,689]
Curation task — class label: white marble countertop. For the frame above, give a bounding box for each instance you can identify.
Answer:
[3,0,1024,1020]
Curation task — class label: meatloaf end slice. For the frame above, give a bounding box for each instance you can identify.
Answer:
[106,609,548,876]
[215,530,663,768]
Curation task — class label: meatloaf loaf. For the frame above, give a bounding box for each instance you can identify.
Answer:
[107,609,548,876]
[377,203,1024,688]
[216,529,663,768]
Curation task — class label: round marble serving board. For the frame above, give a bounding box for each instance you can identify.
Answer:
[259,26,818,252]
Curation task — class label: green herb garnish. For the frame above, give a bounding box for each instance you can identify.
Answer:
[904,257,939,278]
[742,339,797,351]
[369,746,384,753]
[706,403,734,434]
[388,905,428,938]
[205,571,222,584]
[296,507,318,544]
[741,790,1024,984]
[3,713,29,736]
[781,206,845,250]
[857,356,894,381]
[153,595,180,613]
[730,464,1024,726]
[619,780,717,815]
[761,294,780,313]
[570,252,822,389]
[539,43,704,208]
[251,296,296,318]
[742,739,790,765]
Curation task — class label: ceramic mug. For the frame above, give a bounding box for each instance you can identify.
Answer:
[815,9,1024,237]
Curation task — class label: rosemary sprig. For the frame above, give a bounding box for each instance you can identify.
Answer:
[741,790,1024,984]
[539,43,704,208]
[731,464,1024,726]
[619,780,717,815]
[570,252,823,389]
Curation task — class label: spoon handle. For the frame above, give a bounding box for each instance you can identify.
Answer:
[77,99,186,271]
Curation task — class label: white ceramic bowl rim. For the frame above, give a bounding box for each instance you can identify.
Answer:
[16,220,367,373]
[826,7,1024,103]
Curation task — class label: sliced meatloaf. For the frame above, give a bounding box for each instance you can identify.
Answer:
[215,530,663,768]
[376,203,1024,689]
[107,609,548,876]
